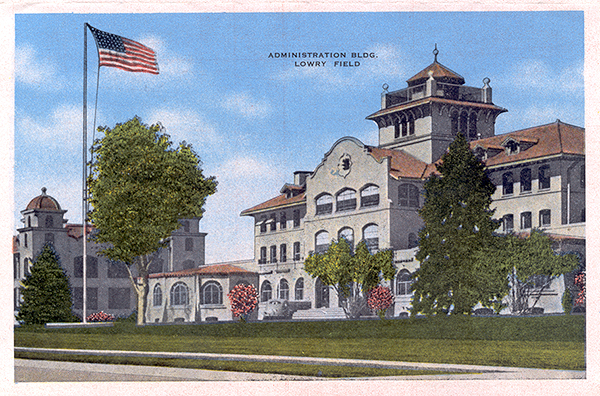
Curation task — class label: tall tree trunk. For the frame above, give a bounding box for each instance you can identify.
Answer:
[125,255,150,326]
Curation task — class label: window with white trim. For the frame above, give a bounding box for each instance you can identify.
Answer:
[278,279,289,300]
[170,282,189,306]
[316,194,333,215]
[336,189,357,212]
[261,281,272,302]
[201,281,223,305]
[363,224,379,252]
[315,230,330,254]
[338,227,354,249]
[398,184,419,208]
[360,185,380,208]
[295,278,304,300]
[153,284,162,306]
[539,209,551,227]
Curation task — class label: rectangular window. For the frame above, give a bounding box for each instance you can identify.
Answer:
[502,172,514,195]
[503,214,514,233]
[580,164,585,189]
[108,288,131,309]
[185,238,194,251]
[74,256,98,278]
[259,216,267,233]
[520,168,532,192]
[269,215,277,232]
[539,210,551,227]
[520,212,532,229]
[280,244,287,263]
[280,212,287,230]
[107,261,129,278]
[538,165,550,190]
[14,254,19,280]
[293,210,300,228]
[259,247,267,265]
[270,245,277,263]
[293,242,301,261]
[72,287,98,310]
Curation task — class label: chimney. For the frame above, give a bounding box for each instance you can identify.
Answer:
[294,171,312,186]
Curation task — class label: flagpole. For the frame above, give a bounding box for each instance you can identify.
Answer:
[82,22,88,324]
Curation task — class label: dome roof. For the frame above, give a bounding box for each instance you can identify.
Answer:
[26,187,62,211]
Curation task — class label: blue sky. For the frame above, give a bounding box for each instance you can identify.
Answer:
[14,12,584,263]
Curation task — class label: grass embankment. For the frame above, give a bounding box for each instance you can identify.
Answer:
[15,315,585,377]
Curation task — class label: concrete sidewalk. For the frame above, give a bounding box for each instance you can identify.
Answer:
[14,347,585,381]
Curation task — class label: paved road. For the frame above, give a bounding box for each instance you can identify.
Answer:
[14,347,586,382]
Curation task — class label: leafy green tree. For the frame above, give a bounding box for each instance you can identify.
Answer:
[412,132,502,316]
[16,244,76,325]
[88,117,217,325]
[474,230,579,314]
[304,239,395,318]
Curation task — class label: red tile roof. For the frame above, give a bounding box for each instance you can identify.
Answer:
[149,263,255,279]
[368,146,435,179]
[407,61,465,85]
[26,187,62,211]
[66,224,94,240]
[366,96,507,120]
[241,192,306,216]
[472,120,584,167]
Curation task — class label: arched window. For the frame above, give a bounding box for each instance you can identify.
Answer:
[363,224,379,252]
[468,113,478,139]
[396,270,413,295]
[295,278,304,300]
[261,281,272,302]
[407,114,415,136]
[408,233,419,249]
[502,172,514,195]
[316,194,333,215]
[360,185,379,208]
[278,279,289,300]
[45,215,54,228]
[201,281,223,305]
[153,284,162,306]
[539,165,551,190]
[520,168,532,192]
[315,230,330,254]
[459,112,468,135]
[336,189,357,212]
[338,227,354,249]
[394,117,401,139]
[450,111,458,136]
[399,184,419,207]
[170,282,189,306]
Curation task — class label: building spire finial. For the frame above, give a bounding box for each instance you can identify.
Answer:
[433,44,439,63]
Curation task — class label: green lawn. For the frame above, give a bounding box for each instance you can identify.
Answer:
[15,315,585,375]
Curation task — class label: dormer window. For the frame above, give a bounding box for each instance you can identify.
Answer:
[473,147,486,161]
[505,140,519,155]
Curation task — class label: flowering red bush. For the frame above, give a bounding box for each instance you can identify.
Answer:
[367,286,394,319]
[227,284,258,322]
[86,311,115,322]
[575,271,586,305]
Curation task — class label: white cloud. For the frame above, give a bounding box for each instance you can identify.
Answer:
[201,154,288,263]
[275,44,409,90]
[17,103,83,148]
[504,59,584,96]
[145,107,220,145]
[221,92,272,119]
[15,44,64,90]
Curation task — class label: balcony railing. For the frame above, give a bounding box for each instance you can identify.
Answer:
[385,83,484,108]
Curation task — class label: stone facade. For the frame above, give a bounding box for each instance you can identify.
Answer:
[241,51,585,319]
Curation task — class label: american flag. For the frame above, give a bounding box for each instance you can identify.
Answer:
[88,25,159,75]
